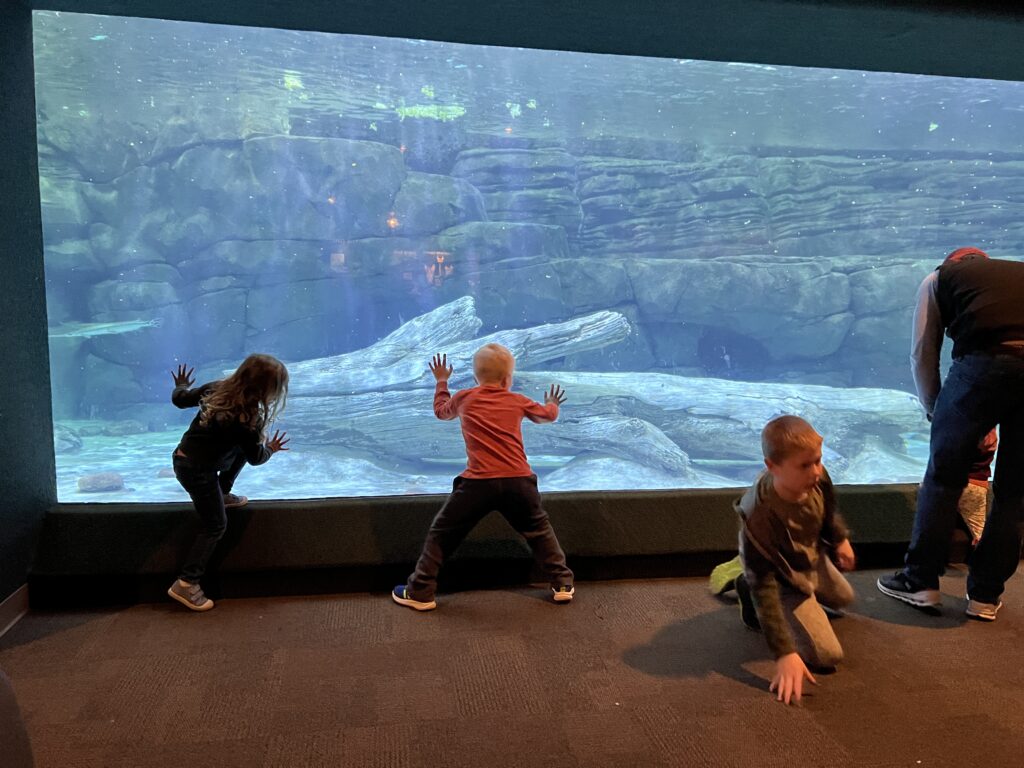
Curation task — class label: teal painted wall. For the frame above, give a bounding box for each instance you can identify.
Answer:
[0,1,56,603]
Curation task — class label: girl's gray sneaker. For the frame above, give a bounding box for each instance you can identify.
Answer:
[168,580,214,611]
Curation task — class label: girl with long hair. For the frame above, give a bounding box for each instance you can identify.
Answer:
[167,353,290,611]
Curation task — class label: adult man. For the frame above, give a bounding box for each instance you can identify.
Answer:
[878,248,1024,621]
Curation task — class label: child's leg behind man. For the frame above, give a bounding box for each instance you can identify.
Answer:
[495,475,575,601]
[779,557,854,670]
[396,477,497,610]
[217,452,250,508]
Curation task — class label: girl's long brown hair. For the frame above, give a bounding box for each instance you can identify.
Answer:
[199,353,289,437]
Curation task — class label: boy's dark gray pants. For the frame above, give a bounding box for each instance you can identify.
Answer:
[781,556,854,668]
[406,475,574,601]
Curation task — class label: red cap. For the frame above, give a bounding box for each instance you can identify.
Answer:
[944,247,989,265]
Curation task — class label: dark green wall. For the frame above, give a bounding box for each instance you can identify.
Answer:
[3,0,1024,605]
[0,1,56,604]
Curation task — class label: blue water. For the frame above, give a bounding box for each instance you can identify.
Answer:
[34,11,1021,501]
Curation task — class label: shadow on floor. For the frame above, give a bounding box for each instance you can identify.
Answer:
[622,605,769,693]
[843,570,968,630]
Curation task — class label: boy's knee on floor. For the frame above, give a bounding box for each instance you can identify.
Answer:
[808,640,843,669]
[831,584,855,609]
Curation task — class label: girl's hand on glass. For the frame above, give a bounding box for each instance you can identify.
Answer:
[429,353,453,383]
[545,384,567,406]
[171,363,195,388]
[267,430,290,453]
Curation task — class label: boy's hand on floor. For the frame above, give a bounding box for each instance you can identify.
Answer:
[834,539,856,571]
[770,653,816,705]
[429,353,453,383]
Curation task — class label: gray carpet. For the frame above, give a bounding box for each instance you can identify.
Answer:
[2,568,1023,767]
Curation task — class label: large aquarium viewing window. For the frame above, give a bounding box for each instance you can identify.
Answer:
[35,11,1024,502]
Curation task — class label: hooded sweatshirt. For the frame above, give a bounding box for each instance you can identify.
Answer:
[735,468,849,658]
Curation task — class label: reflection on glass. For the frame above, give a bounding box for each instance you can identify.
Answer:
[33,11,1024,501]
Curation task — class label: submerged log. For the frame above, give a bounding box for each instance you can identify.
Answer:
[286,295,481,396]
[287,296,631,396]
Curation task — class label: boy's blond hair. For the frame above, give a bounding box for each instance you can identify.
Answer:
[473,343,515,384]
[761,415,822,463]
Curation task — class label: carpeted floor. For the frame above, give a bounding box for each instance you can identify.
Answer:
[2,568,1023,767]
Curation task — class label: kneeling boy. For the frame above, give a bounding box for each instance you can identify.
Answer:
[736,415,856,704]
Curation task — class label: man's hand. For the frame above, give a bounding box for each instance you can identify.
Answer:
[770,653,817,705]
[429,353,453,383]
[171,363,195,388]
[545,384,566,406]
[267,430,290,454]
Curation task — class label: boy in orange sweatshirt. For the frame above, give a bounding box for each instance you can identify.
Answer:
[392,343,575,611]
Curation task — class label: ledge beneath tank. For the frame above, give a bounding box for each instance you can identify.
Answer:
[27,483,945,608]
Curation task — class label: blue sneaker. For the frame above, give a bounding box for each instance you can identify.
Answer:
[876,571,941,608]
[391,586,436,611]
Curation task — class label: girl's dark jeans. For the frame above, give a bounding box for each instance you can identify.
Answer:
[173,452,246,583]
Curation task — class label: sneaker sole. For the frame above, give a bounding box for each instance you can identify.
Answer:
[167,587,214,612]
[965,608,999,622]
[552,589,574,603]
[223,497,249,509]
[965,597,1001,622]
[876,579,941,608]
[391,592,436,611]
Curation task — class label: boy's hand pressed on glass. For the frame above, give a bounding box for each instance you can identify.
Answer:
[267,430,289,453]
[172,363,195,389]
[430,353,453,383]
[834,539,856,571]
[770,653,817,705]
[545,384,567,406]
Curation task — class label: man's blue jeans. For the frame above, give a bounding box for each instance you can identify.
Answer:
[904,353,1024,603]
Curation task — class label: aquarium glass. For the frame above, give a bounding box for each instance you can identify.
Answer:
[34,10,1024,501]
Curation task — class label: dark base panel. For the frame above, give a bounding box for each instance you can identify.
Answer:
[28,484,953,608]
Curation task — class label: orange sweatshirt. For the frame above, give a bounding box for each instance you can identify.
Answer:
[434,381,559,479]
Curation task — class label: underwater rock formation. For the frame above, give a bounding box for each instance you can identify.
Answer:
[53,424,82,454]
[77,472,125,492]
[281,297,928,486]
[36,105,1024,431]
[452,148,583,234]
[392,172,487,236]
